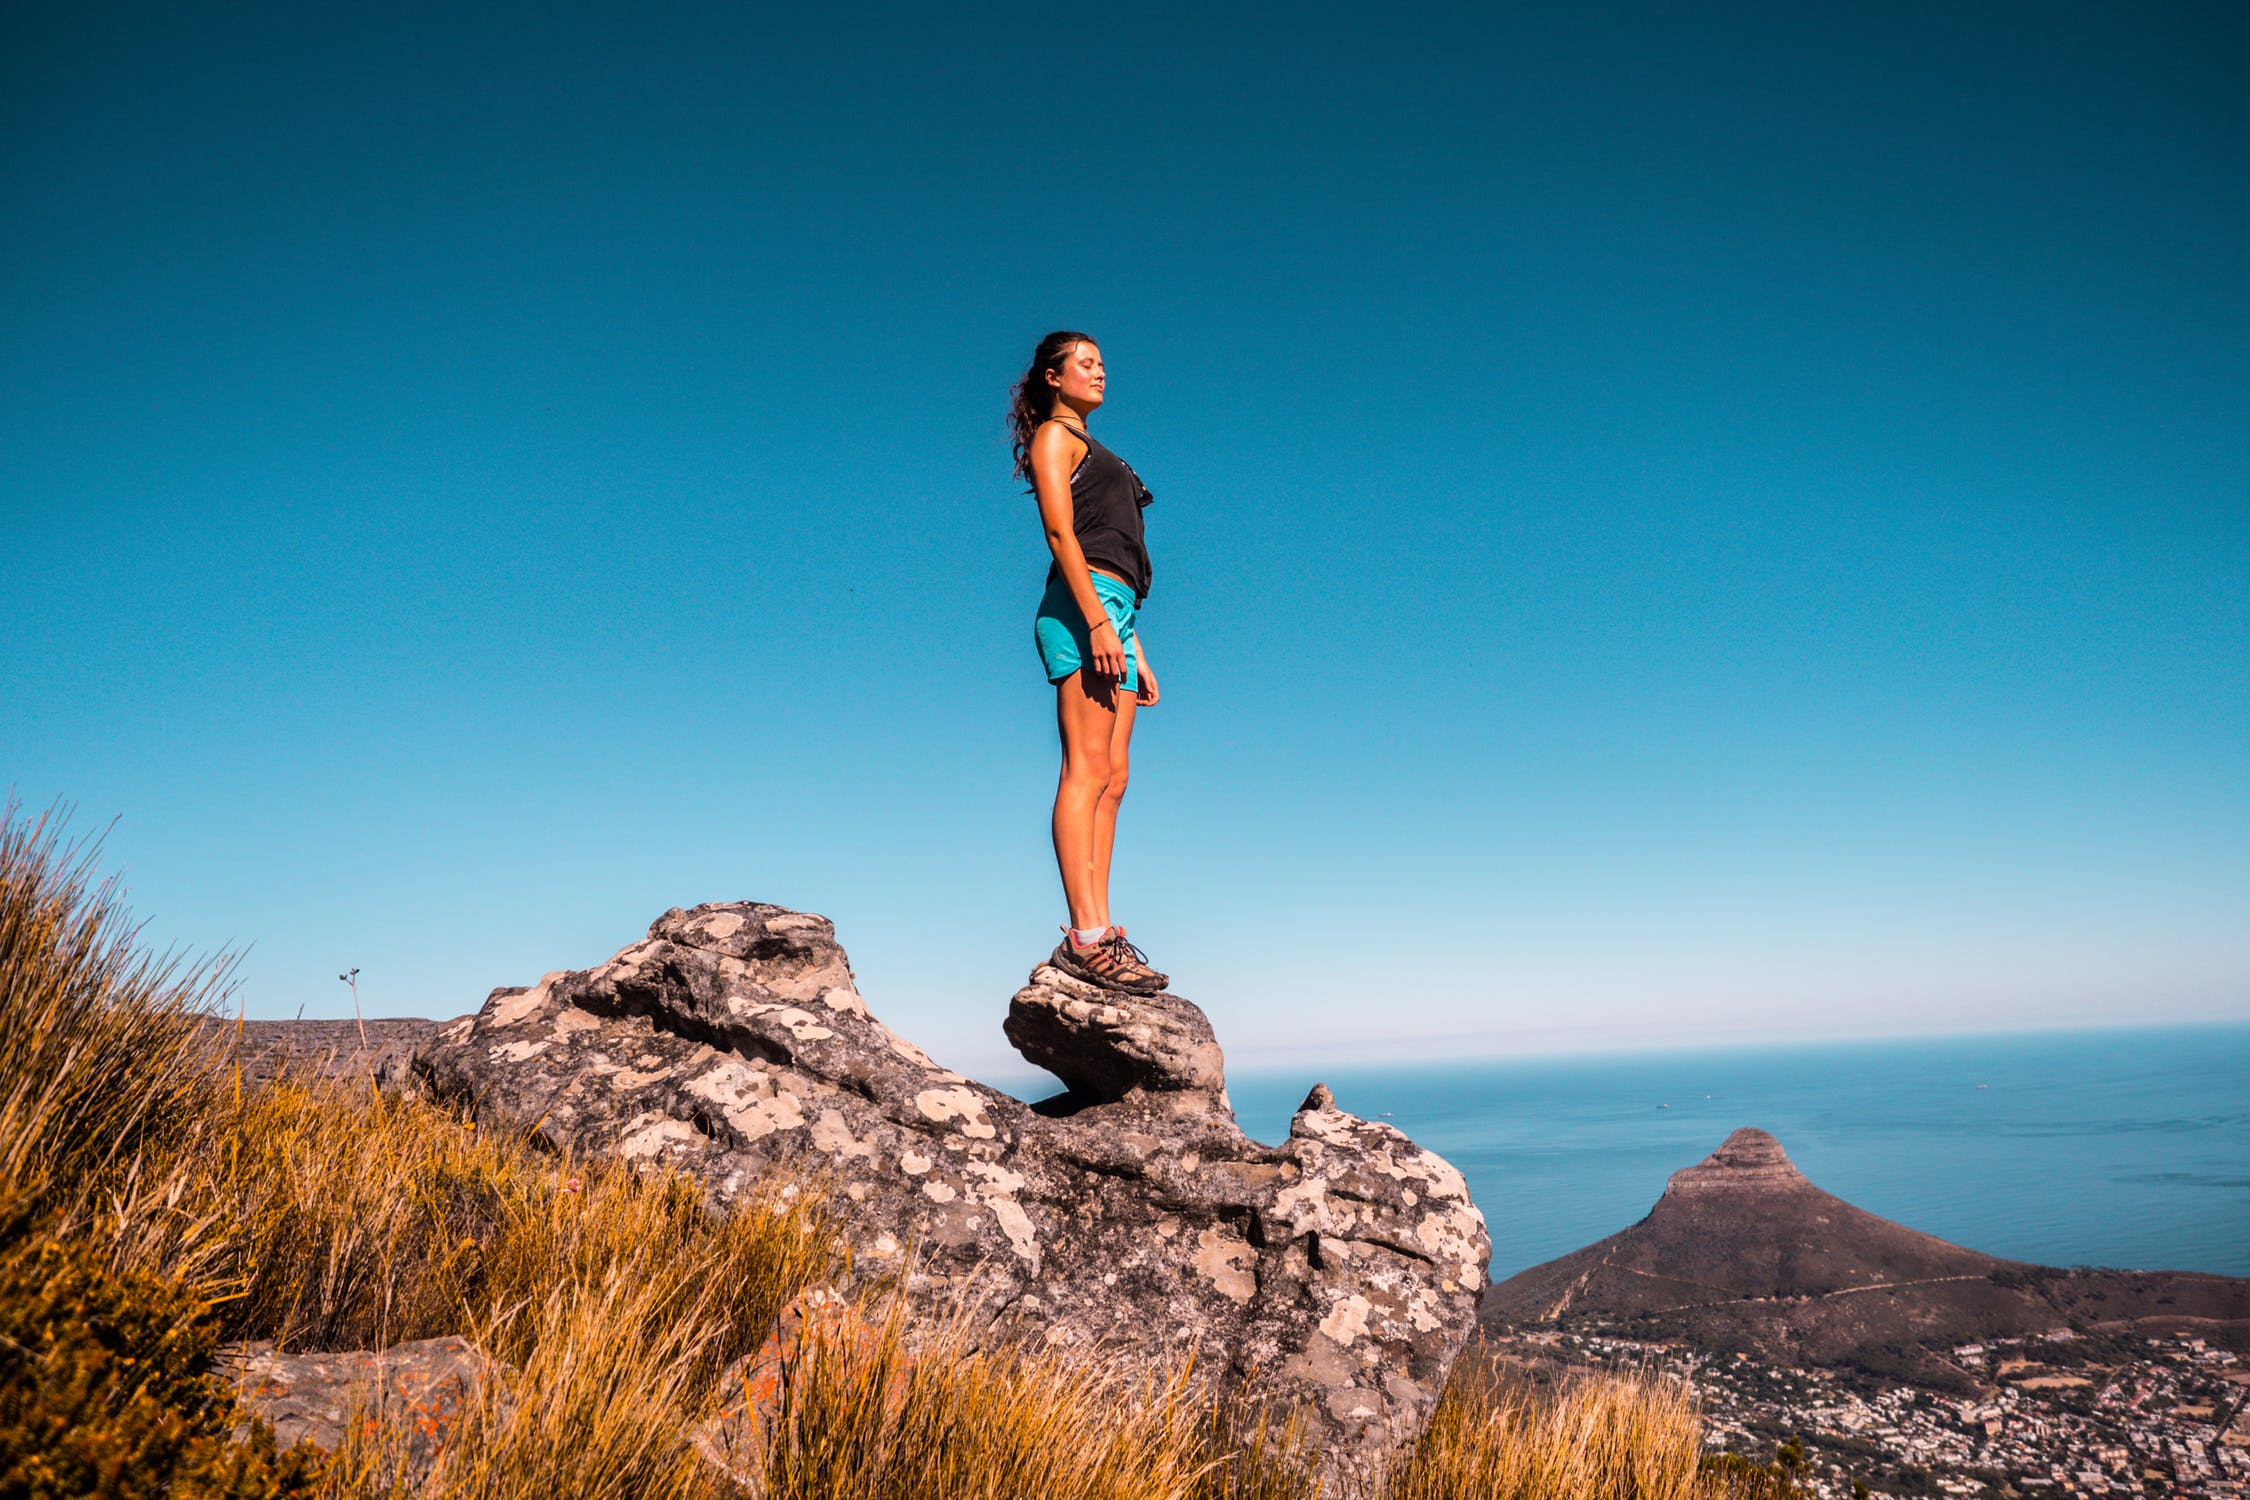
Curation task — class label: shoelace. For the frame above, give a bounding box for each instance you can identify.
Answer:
[1101,930,1156,973]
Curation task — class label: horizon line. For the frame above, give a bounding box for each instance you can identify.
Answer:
[971,1011,2250,1087]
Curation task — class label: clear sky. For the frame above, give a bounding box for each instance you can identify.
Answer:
[4,2,2245,1075]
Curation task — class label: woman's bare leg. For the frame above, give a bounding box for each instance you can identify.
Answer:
[1053,672,1123,932]
[1089,687,1138,928]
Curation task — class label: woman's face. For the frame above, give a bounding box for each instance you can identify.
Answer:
[1047,342,1105,411]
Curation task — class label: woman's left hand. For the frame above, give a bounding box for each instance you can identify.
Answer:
[1136,661,1160,706]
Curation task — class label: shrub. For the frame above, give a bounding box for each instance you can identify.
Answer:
[0,1234,320,1499]
[1697,1452,1799,1500]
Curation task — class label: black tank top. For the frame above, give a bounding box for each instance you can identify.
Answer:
[1043,421,1154,604]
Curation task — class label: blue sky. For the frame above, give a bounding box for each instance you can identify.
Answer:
[4,1,2245,1074]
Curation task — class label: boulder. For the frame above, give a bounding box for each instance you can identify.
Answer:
[220,1335,495,1484]
[692,1288,887,1488]
[1004,968,1229,1106]
[415,902,1489,1478]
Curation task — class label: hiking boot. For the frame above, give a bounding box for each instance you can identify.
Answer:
[1107,926,1169,990]
[1049,927,1167,993]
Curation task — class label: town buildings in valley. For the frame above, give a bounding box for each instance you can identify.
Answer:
[1485,1328,2250,1500]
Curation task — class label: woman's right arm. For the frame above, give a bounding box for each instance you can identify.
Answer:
[1031,424,1127,680]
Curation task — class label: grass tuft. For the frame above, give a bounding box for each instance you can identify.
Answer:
[1387,1354,1705,1500]
[0,802,228,1237]
[156,1081,842,1499]
[745,1295,1218,1500]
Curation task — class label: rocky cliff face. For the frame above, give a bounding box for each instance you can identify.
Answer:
[1659,1127,1812,1196]
[414,902,1490,1474]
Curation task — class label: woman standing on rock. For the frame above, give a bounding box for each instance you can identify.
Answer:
[1011,331,1169,993]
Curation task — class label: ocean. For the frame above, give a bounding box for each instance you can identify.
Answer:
[1214,1023,2250,1283]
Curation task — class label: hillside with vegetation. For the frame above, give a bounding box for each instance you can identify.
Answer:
[0,803,1792,1498]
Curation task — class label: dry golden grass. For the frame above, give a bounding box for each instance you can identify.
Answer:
[1187,1397,1322,1500]
[1387,1355,1705,1500]
[2,801,1766,1500]
[739,1295,1219,1500]
[185,1083,834,1498]
[0,803,226,1234]
[152,1081,837,1356]
[150,1080,843,1499]
[716,1303,1724,1500]
[2,803,840,1497]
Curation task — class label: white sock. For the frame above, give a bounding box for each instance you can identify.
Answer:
[1072,926,1109,947]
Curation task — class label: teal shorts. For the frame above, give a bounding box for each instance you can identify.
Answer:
[1035,571,1138,693]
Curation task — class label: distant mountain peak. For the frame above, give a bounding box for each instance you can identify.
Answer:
[1485,1125,2006,1327]
[1483,1124,2250,1376]
[1661,1126,1809,1196]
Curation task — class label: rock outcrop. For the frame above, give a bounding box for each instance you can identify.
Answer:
[1004,980,1229,1108]
[415,902,1489,1475]
[222,1336,496,1484]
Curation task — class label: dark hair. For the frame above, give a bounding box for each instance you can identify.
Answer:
[1008,330,1096,481]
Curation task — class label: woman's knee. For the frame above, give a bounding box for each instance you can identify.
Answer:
[1099,759,1130,802]
[1060,749,1113,793]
